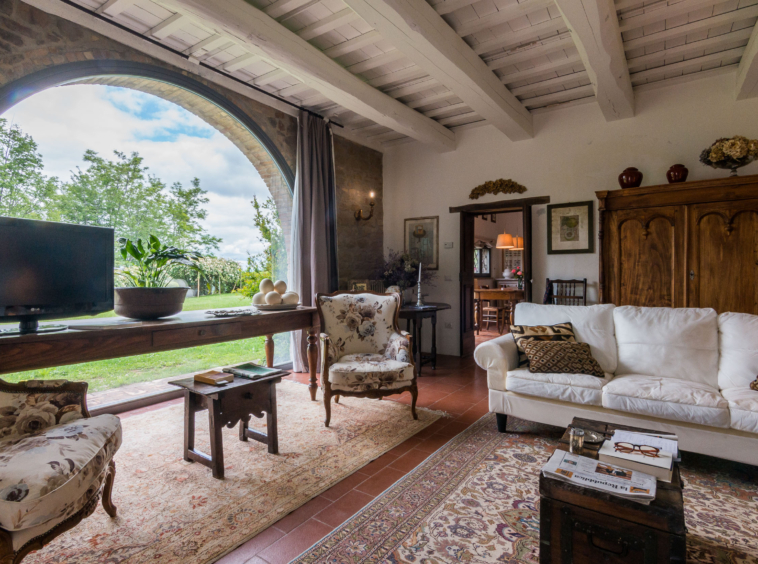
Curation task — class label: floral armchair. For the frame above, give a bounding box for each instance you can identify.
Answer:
[0,379,122,564]
[316,291,418,427]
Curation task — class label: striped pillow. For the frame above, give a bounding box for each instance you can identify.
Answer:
[510,322,576,367]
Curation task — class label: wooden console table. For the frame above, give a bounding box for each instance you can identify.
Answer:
[399,302,451,375]
[0,308,321,400]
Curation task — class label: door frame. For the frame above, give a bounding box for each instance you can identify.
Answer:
[450,196,550,356]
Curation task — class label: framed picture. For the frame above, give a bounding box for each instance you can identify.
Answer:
[404,216,439,270]
[547,201,595,254]
[490,214,497,223]
[350,279,369,291]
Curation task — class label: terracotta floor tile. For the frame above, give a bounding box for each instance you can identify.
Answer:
[388,449,431,473]
[429,397,476,416]
[214,526,285,563]
[257,519,334,564]
[313,490,375,527]
[319,471,370,501]
[245,557,270,564]
[387,437,423,457]
[355,467,408,497]
[415,433,453,454]
[359,452,400,475]
[273,495,333,533]
[437,420,472,438]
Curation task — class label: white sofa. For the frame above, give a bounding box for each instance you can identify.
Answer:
[475,303,758,466]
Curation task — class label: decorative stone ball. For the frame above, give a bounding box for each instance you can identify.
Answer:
[386,285,401,294]
[274,280,287,294]
[260,279,275,294]
[265,291,283,305]
[282,292,300,305]
[252,292,266,305]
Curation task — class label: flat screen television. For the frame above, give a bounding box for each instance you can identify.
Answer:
[0,217,114,334]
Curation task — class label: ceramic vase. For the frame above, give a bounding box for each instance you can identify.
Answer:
[666,164,689,183]
[618,167,643,189]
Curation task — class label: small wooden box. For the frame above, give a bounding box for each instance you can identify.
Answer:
[539,418,686,564]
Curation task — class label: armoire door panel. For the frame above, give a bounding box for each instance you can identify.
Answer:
[610,207,683,308]
[688,201,758,314]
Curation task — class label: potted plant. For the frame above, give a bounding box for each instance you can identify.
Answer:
[511,266,524,290]
[378,250,436,304]
[114,235,203,320]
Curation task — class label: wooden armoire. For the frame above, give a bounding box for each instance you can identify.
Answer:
[596,174,758,314]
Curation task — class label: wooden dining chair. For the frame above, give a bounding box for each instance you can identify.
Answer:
[480,285,508,334]
[543,278,587,306]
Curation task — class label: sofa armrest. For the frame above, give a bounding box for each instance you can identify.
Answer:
[474,334,519,393]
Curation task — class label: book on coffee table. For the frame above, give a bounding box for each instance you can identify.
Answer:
[223,362,286,380]
[598,430,675,482]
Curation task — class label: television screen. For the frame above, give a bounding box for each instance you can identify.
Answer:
[0,218,114,324]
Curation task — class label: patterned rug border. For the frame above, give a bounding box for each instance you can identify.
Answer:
[206,389,447,564]
[291,412,502,563]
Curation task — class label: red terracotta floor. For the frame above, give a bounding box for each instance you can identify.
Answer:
[119,354,489,564]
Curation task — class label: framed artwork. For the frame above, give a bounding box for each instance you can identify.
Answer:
[490,214,497,223]
[547,201,595,254]
[350,279,369,291]
[404,216,439,270]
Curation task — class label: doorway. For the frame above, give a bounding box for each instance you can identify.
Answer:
[450,196,550,356]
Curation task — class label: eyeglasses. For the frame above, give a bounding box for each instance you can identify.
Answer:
[613,442,660,458]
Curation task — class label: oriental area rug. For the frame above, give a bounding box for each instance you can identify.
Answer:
[25,380,441,564]
[293,414,758,564]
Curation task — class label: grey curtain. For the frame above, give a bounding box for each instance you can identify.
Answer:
[290,110,339,372]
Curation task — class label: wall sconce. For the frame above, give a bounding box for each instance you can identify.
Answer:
[355,191,375,221]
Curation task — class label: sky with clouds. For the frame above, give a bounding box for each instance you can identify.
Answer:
[3,84,274,263]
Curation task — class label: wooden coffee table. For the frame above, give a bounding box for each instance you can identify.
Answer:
[169,373,283,479]
[539,417,686,564]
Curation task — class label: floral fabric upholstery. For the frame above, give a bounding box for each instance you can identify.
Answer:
[329,354,415,392]
[0,384,86,442]
[0,413,122,531]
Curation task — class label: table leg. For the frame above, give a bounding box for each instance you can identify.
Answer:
[264,334,274,368]
[431,313,437,370]
[416,317,423,376]
[267,383,279,455]
[510,300,516,326]
[208,400,224,479]
[308,326,319,401]
[183,390,195,463]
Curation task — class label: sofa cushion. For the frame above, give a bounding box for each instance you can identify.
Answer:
[506,368,613,406]
[602,374,729,428]
[523,341,605,377]
[0,414,122,531]
[721,388,758,434]
[718,312,758,390]
[613,306,719,388]
[511,322,575,367]
[514,303,617,373]
[329,353,414,392]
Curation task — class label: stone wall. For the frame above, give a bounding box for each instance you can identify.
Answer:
[333,135,384,291]
[0,0,384,288]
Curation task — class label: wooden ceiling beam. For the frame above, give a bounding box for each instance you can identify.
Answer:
[631,46,745,83]
[618,0,720,33]
[501,52,582,84]
[406,90,458,108]
[521,84,594,107]
[473,17,567,56]
[148,13,185,39]
[454,0,554,38]
[183,33,226,55]
[323,31,382,58]
[297,8,360,41]
[345,49,405,74]
[487,35,574,71]
[554,0,634,120]
[221,52,260,72]
[96,0,136,16]
[510,69,588,96]
[343,0,533,141]
[736,22,758,99]
[160,0,456,151]
[433,0,480,16]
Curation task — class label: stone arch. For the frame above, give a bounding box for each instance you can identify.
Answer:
[0,59,294,250]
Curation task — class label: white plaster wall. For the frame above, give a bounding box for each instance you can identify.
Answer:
[383,73,758,356]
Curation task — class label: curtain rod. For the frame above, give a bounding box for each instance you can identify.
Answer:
[57,0,344,128]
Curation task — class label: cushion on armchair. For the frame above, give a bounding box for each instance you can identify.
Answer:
[329,353,414,392]
[0,414,122,531]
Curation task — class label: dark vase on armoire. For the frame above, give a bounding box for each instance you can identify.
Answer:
[596,175,758,315]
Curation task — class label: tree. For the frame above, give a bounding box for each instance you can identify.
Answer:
[237,196,287,298]
[0,118,58,219]
[166,178,221,253]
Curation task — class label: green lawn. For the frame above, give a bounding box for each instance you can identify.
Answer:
[2,293,272,393]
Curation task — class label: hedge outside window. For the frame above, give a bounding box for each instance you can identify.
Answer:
[474,247,491,277]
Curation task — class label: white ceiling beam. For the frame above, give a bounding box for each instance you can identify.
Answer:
[473,17,567,55]
[406,90,458,108]
[423,101,469,117]
[323,31,382,58]
[264,0,312,19]
[160,0,455,151]
[345,49,404,74]
[344,0,533,141]
[276,82,313,97]
[278,0,322,22]
[252,68,289,85]
[736,23,758,99]
[487,35,574,71]
[510,69,589,95]
[198,40,235,61]
[433,0,479,16]
[96,0,136,16]
[627,28,753,72]
[623,5,758,52]
[522,84,595,107]
[297,8,360,41]
[148,13,185,39]
[387,78,440,98]
[183,33,226,55]
[501,52,583,84]
[221,52,260,72]
[554,0,634,120]
[630,46,745,83]
[437,111,480,126]
[454,0,554,37]
[367,66,429,88]
[618,0,721,33]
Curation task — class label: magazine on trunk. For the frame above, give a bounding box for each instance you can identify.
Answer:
[542,450,657,504]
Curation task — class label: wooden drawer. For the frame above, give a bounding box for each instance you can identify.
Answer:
[152,322,242,347]
[539,497,685,564]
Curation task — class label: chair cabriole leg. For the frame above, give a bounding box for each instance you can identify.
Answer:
[102,459,117,518]
[410,385,419,420]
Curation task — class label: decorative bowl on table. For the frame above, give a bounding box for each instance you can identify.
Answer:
[254,303,301,311]
[700,136,758,177]
[114,287,189,320]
